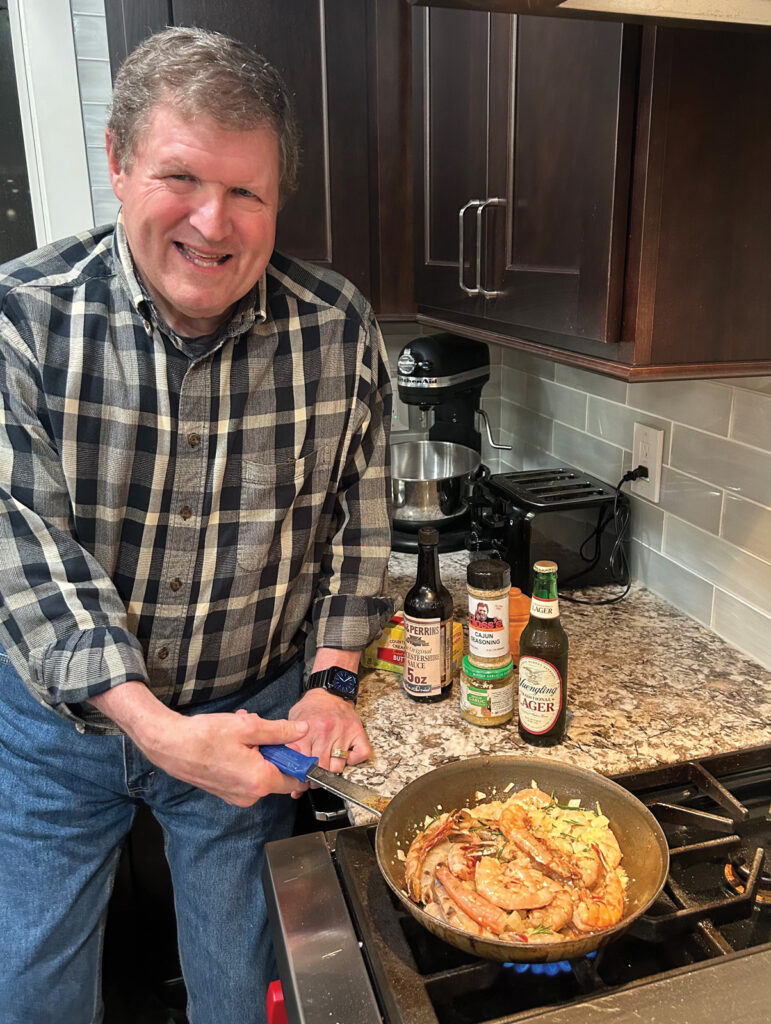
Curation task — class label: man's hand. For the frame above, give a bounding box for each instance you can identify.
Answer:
[286,687,372,798]
[89,681,309,807]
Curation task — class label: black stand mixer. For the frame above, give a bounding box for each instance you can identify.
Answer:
[391,333,509,553]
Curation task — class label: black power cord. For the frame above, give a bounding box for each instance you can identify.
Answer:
[558,465,648,607]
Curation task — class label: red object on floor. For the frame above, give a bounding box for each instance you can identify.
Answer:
[266,979,289,1024]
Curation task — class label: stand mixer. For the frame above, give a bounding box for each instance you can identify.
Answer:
[391,333,510,553]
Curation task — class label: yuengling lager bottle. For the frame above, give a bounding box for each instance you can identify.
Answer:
[518,560,568,746]
[403,527,454,702]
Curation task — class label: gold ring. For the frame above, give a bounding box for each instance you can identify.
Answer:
[331,748,348,760]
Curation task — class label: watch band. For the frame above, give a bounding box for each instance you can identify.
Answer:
[304,665,359,706]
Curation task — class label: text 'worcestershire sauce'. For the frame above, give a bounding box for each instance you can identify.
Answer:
[403,527,454,702]
[518,560,568,746]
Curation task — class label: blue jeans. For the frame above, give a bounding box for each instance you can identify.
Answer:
[0,647,302,1024]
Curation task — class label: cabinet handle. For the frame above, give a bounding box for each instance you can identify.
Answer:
[476,198,507,298]
[458,199,483,295]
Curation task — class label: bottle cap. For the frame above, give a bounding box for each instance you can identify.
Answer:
[462,655,514,680]
[533,560,558,574]
[467,558,511,590]
[418,527,439,546]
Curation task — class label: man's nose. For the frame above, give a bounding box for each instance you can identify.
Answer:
[189,193,230,241]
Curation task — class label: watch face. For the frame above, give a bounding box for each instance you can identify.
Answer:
[331,668,358,699]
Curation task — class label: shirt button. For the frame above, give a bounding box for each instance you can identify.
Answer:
[188,432,201,448]
[143,319,152,334]
[179,505,193,520]
[157,646,169,660]
[169,577,183,592]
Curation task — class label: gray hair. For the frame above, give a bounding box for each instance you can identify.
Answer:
[107,26,299,207]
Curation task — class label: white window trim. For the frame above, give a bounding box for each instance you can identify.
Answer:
[9,0,94,245]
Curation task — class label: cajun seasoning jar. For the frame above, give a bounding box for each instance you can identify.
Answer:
[467,558,511,668]
[460,655,515,727]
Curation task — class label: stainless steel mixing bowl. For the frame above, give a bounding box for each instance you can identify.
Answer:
[391,440,480,526]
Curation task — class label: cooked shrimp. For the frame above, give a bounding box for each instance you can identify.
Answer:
[507,787,554,810]
[435,864,509,935]
[527,888,575,932]
[405,812,458,901]
[573,866,625,933]
[474,856,558,911]
[430,877,489,936]
[500,808,574,883]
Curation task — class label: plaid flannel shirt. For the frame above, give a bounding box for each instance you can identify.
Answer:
[0,219,393,733]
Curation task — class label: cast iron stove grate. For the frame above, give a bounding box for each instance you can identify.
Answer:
[333,745,771,1024]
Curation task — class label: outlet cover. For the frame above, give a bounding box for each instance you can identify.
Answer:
[631,423,664,502]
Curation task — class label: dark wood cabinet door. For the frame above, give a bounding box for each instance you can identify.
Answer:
[170,0,372,298]
[412,6,495,323]
[485,17,638,345]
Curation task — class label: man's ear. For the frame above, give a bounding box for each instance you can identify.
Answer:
[105,129,125,200]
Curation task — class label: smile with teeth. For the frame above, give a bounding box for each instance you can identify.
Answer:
[175,242,231,267]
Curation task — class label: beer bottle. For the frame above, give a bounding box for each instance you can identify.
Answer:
[403,527,454,702]
[518,560,568,745]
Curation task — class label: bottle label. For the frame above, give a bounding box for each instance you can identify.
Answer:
[468,594,510,658]
[530,597,559,619]
[460,679,515,718]
[518,656,562,734]
[403,614,452,697]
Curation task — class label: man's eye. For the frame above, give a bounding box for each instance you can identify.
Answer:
[234,188,258,200]
[169,174,193,182]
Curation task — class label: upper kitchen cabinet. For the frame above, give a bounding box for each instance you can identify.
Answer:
[413,7,771,381]
[104,0,414,319]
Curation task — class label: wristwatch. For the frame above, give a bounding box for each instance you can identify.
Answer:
[304,666,359,706]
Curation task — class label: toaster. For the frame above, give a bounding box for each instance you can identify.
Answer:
[469,467,630,595]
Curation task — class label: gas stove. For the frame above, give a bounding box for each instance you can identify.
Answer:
[263,745,771,1024]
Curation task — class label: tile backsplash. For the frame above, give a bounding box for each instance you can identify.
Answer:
[385,326,771,669]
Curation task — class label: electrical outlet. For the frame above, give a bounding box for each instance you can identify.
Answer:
[631,423,664,502]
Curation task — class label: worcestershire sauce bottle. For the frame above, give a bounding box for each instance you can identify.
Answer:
[518,560,568,745]
[403,527,454,702]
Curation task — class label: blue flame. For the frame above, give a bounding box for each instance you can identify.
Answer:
[503,951,596,976]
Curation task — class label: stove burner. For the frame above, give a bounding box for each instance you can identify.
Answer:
[725,847,771,906]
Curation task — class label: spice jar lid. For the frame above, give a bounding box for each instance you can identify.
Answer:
[467,558,511,590]
[462,655,514,680]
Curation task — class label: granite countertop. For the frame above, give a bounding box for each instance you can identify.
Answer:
[344,550,771,821]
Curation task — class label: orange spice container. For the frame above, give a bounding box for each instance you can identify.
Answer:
[509,587,532,672]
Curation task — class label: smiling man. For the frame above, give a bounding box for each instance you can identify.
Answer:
[0,27,392,1024]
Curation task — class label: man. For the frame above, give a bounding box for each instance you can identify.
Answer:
[0,26,392,1024]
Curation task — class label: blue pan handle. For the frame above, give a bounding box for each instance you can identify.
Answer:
[259,744,318,783]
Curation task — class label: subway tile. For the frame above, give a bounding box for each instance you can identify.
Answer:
[91,188,119,225]
[628,496,664,552]
[86,147,111,189]
[627,379,732,435]
[722,494,771,564]
[524,376,587,430]
[731,388,771,450]
[663,518,771,617]
[656,466,722,535]
[76,58,113,104]
[72,14,109,61]
[586,397,671,460]
[500,400,553,453]
[82,103,109,147]
[670,425,771,507]
[72,0,107,14]
[555,363,628,404]
[500,367,529,408]
[712,590,771,669]
[551,424,624,485]
[629,541,714,626]
[498,346,555,382]
[714,376,771,396]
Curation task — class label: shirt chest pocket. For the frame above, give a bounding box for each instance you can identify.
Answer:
[236,449,328,572]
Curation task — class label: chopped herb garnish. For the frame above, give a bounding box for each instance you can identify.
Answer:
[530,924,553,935]
[595,802,603,817]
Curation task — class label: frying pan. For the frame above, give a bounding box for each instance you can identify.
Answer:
[261,749,669,964]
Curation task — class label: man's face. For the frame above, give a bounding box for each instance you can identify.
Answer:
[107,103,280,337]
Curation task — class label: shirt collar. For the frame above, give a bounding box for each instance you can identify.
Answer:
[112,211,268,348]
